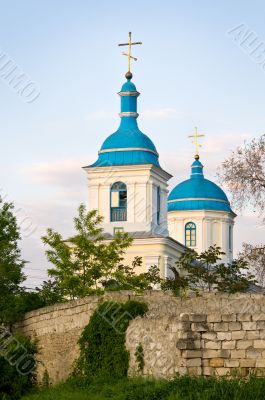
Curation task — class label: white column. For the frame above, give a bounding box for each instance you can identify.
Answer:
[164,255,173,279]
[126,183,135,223]
[206,218,212,249]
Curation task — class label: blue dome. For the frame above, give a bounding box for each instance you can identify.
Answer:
[88,77,160,168]
[121,80,137,92]
[168,159,235,214]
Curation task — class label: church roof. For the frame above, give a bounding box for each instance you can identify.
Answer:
[87,74,160,168]
[168,158,235,215]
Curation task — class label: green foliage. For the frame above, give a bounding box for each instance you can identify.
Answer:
[42,205,133,300]
[161,265,188,296]
[21,375,265,400]
[74,300,148,380]
[15,291,46,316]
[0,332,36,400]
[42,205,163,299]
[162,245,256,296]
[0,199,26,325]
[108,259,161,293]
[36,279,64,306]
[135,343,144,372]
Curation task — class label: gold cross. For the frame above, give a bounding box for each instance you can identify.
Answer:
[118,32,142,73]
[188,127,205,158]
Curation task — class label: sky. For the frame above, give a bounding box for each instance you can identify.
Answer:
[0,0,265,289]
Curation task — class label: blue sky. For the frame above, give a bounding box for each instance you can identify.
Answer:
[1,0,265,288]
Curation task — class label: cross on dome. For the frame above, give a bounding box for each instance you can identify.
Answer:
[118,32,142,77]
[188,127,205,160]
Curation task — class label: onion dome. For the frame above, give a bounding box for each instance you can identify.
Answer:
[168,157,235,214]
[89,73,160,167]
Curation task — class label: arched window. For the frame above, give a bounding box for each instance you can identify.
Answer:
[185,222,196,247]
[110,182,127,222]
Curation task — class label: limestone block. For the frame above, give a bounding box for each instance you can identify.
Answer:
[256,359,265,368]
[178,331,200,340]
[189,314,207,322]
[252,313,265,321]
[239,359,256,368]
[187,366,202,376]
[246,349,262,359]
[256,321,265,330]
[176,339,201,350]
[202,332,217,341]
[245,331,260,340]
[222,314,236,322]
[207,314,221,323]
[253,340,265,349]
[236,340,253,350]
[182,350,202,358]
[186,358,201,367]
[209,358,224,367]
[229,322,242,331]
[205,341,221,350]
[215,367,230,376]
[256,368,265,376]
[213,322,229,331]
[202,366,214,375]
[222,341,236,350]
[237,314,252,322]
[224,359,239,368]
[203,349,230,359]
[191,323,209,332]
[232,331,246,340]
[217,332,232,341]
[242,322,257,331]
[231,350,246,359]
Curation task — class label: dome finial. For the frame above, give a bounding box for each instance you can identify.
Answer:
[188,126,205,159]
[118,32,142,75]
[125,71,133,80]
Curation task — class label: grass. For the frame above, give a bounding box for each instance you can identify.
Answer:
[21,375,265,400]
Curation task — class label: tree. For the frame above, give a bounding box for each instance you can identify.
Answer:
[162,245,256,295]
[218,134,265,219]
[239,243,265,287]
[36,279,64,305]
[218,134,265,285]
[176,246,224,292]
[42,205,133,299]
[0,198,26,325]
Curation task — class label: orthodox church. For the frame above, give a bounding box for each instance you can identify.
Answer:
[83,35,236,277]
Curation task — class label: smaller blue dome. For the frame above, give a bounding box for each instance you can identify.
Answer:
[121,80,137,92]
[168,158,235,214]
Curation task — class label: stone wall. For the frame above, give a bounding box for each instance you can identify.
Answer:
[16,291,265,383]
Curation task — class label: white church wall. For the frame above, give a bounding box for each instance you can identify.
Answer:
[84,164,171,236]
[168,210,234,263]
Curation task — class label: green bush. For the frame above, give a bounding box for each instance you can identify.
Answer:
[0,331,36,400]
[74,300,148,380]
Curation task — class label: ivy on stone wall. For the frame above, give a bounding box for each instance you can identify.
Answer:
[74,300,148,380]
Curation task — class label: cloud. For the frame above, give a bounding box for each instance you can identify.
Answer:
[25,157,92,188]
